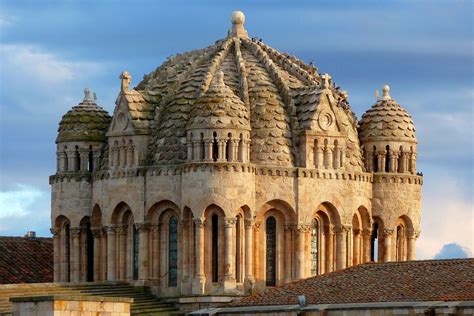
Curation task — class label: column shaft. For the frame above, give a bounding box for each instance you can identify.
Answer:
[71,228,81,282]
[137,223,149,280]
[106,226,116,281]
[244,219,254,291]
[284,225,292,283]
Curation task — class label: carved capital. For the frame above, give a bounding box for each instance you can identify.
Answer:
[135,222,150,232]
[104,225,117,235]
[414,230,421,239]
[180,219,190,228]
[224,217,237,228]
[283,223,294,232]
[149,224,161,233]
[244,218,254,228]
[50,228,60,237]
[70,227,81,237]
[383,228,395,236]
[361,228,372,237]
[91,228,103,238]
[254,221,261,231]
[295,224,310,233]
[353,228,361,235]
[193,218,206,228]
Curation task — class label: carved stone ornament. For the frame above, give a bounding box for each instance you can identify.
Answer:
[120,71,131,93]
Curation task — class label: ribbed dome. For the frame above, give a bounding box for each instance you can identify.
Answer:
[132,12,361,167]
[187,71,250,131]
[56,89,111,143]
[359,85,416,142]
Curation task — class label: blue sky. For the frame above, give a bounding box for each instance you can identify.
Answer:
[0,0,472,259]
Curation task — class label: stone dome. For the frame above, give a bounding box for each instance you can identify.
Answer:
[133,11,361,167]
[359,85,416,142]
[187,71,250,131]
[56,89,112,143]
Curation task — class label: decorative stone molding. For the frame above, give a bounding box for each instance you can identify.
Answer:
[91,228,103,238]
[295,224,310,233]
[149,224,161,233]
[283,223,294,232]
[104,225,117,235]
[254,221,261,231]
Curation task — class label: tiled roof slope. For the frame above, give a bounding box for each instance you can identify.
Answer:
[232,259,474,306]
[0,237,53,284]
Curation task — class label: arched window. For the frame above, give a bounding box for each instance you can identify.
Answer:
[212,132,218,162]
[211,214,219,282]
[396,225,404,261]
[200,133,205,161]
[265,216,277,286]
[168,216,178,286]
[64,223,71,282]
[311,219,319,276]
[371,222,379,262]
[385,145,390,172]
[132,224,139,280]
[372,146,378,172]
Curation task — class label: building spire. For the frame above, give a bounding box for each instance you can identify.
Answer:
[229,11,248,39]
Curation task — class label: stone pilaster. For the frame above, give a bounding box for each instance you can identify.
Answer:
[223,217,237,292]
[70,227,81,282]
[105,226,117,281]
[135,222,149,281]
[295,224,309,280]
[283,224,293,283]
[383,228,394,262]
[192,218,206,295]
[91,228,103,281]
[244,218,255,293]
[50,228,61,282]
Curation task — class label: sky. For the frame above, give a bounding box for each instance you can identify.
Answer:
[0,0,472,260]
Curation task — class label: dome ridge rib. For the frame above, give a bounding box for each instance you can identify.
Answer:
[233,38,250,109]
[255,40,319,85]
[241,38,300,165]
[197,37,234,98]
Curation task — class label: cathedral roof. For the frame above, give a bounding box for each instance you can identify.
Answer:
[187,71,250,131]
[359,85,416,143]
[133,11,361,167]
[56,89,112,143]
[229,259,474,307]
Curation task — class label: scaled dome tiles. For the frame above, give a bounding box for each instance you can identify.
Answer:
[57,89,111,143]
[187,71,250,131]
[359,90,416,142]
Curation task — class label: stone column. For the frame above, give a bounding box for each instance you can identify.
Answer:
[410,153,417,174]
[333,146,340,169]
[58,152,67,173]
[362,229,372,262]
[136,223,149,281]
[204,140,213,162]
[246,139,251,162]
[127,146,134,168]
[335,225,348,270]
[227,139,234,162]
[116,227,126,280]
[92,150,101,172]
[295,224,307,280]
[377,152,385,173]
[150,225,160,280]
[51,228,61,282]
[192,218,206,294]
[283,224,293,283]
[365,150,372,172]
[217,139,226,162]
[187,139,193,161]
[316,146,324,168]
[403,152,410,173]
[383,228,394,262]
[244,218,255,292]
[406,229,419,261]
[192,140,199,161]
[224,217,237,292]
[66,151,76,172]
[79,149,89,172]
[180,220,190,291]
[120,145,127,168]
[326,226,334,272]
[353,229,361,265]
[325,146,334,169]
[101,228,107,281]
[392,152,399,173]
[105,226,117,281]
[70,227,81,282]
[91,228,102,281]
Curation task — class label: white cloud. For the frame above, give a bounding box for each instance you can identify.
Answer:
[0,13,17,28]
[0,184,51,236]
[0,44,103,85]
[416,174,473,259]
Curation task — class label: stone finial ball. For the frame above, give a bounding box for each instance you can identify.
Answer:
[231,11,245,25]
[383,84,390,93]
